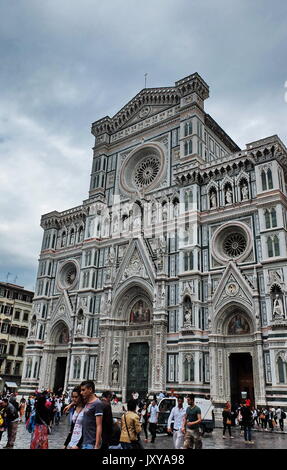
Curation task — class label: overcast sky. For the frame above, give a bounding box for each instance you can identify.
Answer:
[0,0,286,291]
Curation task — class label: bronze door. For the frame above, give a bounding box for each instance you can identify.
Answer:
[127,342,149,400]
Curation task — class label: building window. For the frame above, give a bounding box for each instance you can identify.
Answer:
[14,311,20,320]
[18,345,24,356]
[184,121,193,137]
[184,190,193,211]
[277,356,287,384]
[23,312,29,322]
[167,354,178,382]
[204,353,210,382]
[265,210,271,229]
[183,355,195,381]
[184,251,194,271]
[9,343,15,355]
[271,208,277,227]
[14,363,20,376]
[168,310,179,333]
[261,171,267,191]
[73,357,81,380]
[267,168,273,189]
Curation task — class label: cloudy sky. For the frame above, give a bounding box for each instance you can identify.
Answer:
[0,0,286,291]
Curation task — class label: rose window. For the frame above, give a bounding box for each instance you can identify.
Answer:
[134,155,160,189]
[58,261,78,290]
[223,233,247,258]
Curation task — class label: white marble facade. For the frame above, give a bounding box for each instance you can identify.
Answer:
[20,73,287,408]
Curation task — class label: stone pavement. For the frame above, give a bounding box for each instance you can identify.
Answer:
[1,414,287,449]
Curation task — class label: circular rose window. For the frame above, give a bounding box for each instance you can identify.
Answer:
[211,222,252,264]
[223,233,247,258]
[134,155,161,189]
[119,143,165,196]
[58,261,78,290]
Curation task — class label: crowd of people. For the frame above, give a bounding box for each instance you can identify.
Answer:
[0,384,286,450]
[222,401,286,443]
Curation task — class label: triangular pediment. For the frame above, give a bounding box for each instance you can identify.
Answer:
[114,238,156,291]
[213,261,254,312]
[49,291,73,330]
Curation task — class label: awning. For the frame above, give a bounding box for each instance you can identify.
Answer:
[5,382,18,388]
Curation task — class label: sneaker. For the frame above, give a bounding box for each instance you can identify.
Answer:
[222,436,226,439]
[249,441,254,444]
[230,436,234,439]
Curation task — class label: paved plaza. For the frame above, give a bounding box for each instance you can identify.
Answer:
[1,415,287,450]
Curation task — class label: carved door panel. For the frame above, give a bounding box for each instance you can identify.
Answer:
[127,343,149,400]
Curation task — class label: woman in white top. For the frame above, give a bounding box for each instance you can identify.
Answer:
[139,403,149,443]
[64,387,85,449]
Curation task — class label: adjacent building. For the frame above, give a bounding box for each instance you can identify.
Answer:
[20,73,287,409]
[0,282,33,393]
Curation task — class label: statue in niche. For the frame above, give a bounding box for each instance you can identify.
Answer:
[228,314,250,335]
[112,362,119,383]
[210,191,217,208]
[162,204,168,221]
[273,294,284,319]
[76,316,84,336]
[30,318,36,337]
[225,187,233,204]
[241,182,249,200]
[184,308,192,327]
[113,218,119,233]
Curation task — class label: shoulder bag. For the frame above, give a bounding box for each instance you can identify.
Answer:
[124,413,143,449]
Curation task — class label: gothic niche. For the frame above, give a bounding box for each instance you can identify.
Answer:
[58,326,69,344]
[112,360,119,383]
[76,309,84,336]
[228,313,250,335]
[224,183,233,204]
[209,188,217,208]
[129,299,151,324]
[271,285,285,320]
[29,315,37,337]
[240,179,249,201]
[183,296,193,328]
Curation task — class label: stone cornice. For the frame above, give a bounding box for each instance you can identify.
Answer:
[41,205,87,229]
[91,73,209,138]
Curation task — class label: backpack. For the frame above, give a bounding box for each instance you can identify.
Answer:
[282,411,286,419]
[0,413,4,427]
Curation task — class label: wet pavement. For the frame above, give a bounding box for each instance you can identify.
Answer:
[1,416,287,449]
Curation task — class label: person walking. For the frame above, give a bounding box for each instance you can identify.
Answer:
[2,397,19,449]
[139,403,149,443]
[80,381,104,449]
[19,396,26,423]
[222,402,234,439]
[167,395,186,449]
[181,394,202,449]
[63,386,84,449]
[148,399,159,444]
[54,397,62,425]
[0,398,7,444]
[241,401,254,444]
[267,407,274,432]
[30,393,51,449]
[101,391,114,450]
[119,399,142,449]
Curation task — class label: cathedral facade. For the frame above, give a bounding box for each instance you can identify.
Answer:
[20,73,287,409]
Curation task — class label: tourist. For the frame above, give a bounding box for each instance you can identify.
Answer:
[30,393,51,449]
[222,402,234,439]
[167,395,186,449]
[101,391,114,450]
[63,386,84,449]
[182,394,202,449]
[2,397,19,449]
[19,396,26,423]
[120,399,142,449]
[241,400,254,444]
[139,403,149,443]
[148,399,159,444]
[80,380,103,449]
[54,396,62,425]
[276,406,286,431]
[267,407,275,431]
[0,398,7,443]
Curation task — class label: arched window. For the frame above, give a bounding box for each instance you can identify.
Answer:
[274,235,280,257]
[33,361,38,378]
[265,210,271,229]
[188,140,193,154]
[83,358,88,379]
[45,281,49,296]
[190,357,195,381]
[172,199,179,218]
[184,251,194,271]
[267,237,273,257]
[278,357,286,383]
[26,358,32,378]
[48,262,52,276]
[271,208,277,227]
[184,141,188,156]
[52,234,56,248]
[267,168,273,189]
[261,171,267,191]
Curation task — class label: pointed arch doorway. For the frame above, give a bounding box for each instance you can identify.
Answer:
[229,353,254,405]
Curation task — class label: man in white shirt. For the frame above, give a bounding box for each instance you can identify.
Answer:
[167,396,186,449]
[148,399,159,443]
